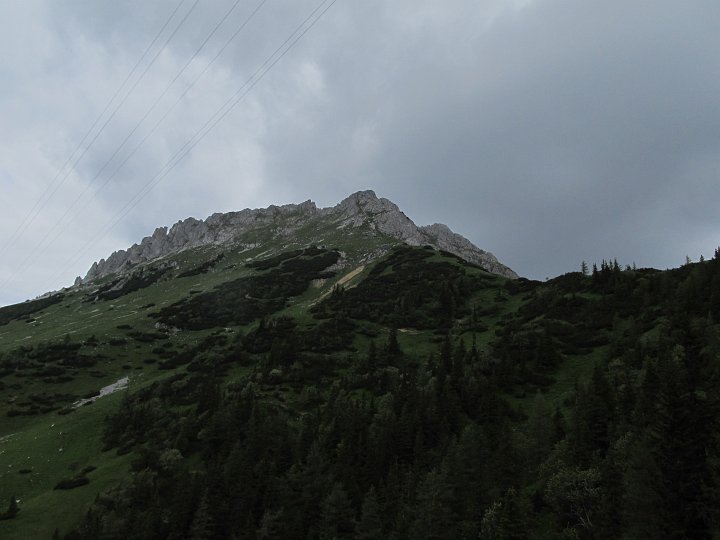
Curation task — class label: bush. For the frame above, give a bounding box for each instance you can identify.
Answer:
[54,477,90,490]
[0,294,64,327]
[154,248,341,330]
[0,496,19,520]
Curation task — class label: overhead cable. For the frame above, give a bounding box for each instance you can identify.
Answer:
[0,0,191,256]
[60,0,338,284]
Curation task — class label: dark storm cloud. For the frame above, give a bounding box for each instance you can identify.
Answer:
[260,0,720,277]
[1,0,719,305]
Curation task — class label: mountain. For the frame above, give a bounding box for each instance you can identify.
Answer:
[80,190,517,283]
[1,197,719,539]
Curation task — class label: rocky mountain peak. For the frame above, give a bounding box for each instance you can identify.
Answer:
[80,191,518,283]
[331,190,398,217]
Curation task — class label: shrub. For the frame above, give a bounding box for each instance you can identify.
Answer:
[54,477,90,490]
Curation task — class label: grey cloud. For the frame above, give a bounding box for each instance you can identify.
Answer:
[1,0,719,305]
[265,0,720,276]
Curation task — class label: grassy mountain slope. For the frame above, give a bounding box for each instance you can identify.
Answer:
[0,228,404,536]
[1,238,719,538]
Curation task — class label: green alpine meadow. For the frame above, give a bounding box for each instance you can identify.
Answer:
[1,192,718,539]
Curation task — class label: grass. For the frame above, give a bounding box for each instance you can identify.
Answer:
[0,363,194,539]
[0,235,519,537]
[0,390,130,539]
[502,346,604,416]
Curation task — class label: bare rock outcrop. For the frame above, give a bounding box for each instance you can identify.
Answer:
[418,223,517,278]
[82,191,517,283]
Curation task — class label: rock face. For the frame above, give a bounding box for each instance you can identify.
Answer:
[82,190,518,282]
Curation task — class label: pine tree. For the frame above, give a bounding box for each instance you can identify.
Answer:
[525,391,553,470]
[480,488,529,540]
[355,486,382,540]
[444,424,489,522]
[189,492,215,540]
[366,340,377,371]
[409,469,456,540]
[386,327,401,357]
[257,508,285,540]
[622,434,666,539]
[319,483,355,540]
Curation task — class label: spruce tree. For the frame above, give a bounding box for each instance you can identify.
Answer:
[409,469,456,540]
[355,486,382,540]
[319,483,355,540]
[189,492,215,540]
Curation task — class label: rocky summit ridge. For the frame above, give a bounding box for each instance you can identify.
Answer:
[81,191,518,283]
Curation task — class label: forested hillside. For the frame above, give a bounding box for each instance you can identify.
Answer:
[2,245,719,539]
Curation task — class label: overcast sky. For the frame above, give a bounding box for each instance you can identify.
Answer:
[1,0,719,306]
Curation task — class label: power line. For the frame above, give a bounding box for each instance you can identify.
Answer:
[23,0,250,270]
[0,0,202,292]
[61,0,338,284]
[36,0,270,272]
[80,0,271,210]
[0,0,189,257]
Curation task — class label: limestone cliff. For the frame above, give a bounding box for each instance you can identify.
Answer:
[81,191,517,282]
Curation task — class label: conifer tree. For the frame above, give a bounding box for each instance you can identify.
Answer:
[387,327,401,357]
[525,391,553,470]
[409,469,456,540]
[355,486,382,540]
[189,492,215,540]
[319,483,355,540]
[257,508,285,540]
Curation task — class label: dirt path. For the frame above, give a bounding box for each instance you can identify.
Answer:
[336,265,365,287]
[316,265,366,303]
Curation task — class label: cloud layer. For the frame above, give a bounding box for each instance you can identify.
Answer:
[1,0,719,305]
